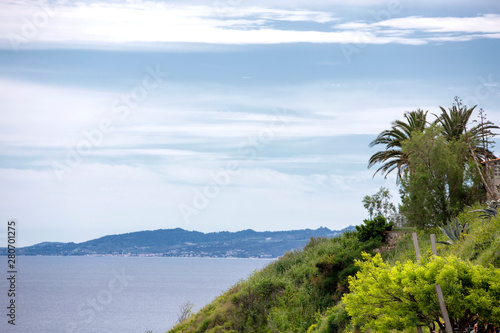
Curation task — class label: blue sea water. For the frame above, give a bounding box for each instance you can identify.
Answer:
[0,256,273,333]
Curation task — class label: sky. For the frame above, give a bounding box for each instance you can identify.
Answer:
[1,0,499,247]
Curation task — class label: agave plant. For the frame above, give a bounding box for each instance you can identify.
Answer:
[469,200,499,221]
[437,218,469,245]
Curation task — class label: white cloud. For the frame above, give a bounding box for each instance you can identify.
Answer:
[1,77,473,160]
[1,1,498,49]
[374,14,500,34]
[218,6,337,23]
[335,14,500,43]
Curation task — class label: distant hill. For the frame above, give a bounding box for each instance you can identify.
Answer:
[0,226,354,258]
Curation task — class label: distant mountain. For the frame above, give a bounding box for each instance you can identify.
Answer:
[0,226,354,258]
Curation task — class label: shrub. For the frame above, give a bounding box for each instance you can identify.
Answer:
[355,215,393,243]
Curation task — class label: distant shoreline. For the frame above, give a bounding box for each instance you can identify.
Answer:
[5,254,279,259]
[0,226,353,258]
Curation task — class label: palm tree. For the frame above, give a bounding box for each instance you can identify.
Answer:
[435,99,499,200]
[435,101,498,162]
[368,109,428,181]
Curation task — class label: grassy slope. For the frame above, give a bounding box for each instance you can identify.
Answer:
[167,207,500,333]
[309,206,500,333]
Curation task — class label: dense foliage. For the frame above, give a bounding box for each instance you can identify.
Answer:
[306,208,500,333]
[355,216,393,243]
[344,254,500,333]
[167,201,500,333]
[165,101,500,333]
[369,100,498,228]
[168,232,380,333]
[399,125,480,228]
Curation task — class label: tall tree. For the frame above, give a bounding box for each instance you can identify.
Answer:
[435,98,498,162]
[368,109,428,181]
[399,125,477,228]
[435,98,499,200]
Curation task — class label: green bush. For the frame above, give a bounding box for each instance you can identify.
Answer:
[355,215,393,243]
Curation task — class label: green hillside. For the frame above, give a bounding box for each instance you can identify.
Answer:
[166,206,500,333]
[166,103,500,332]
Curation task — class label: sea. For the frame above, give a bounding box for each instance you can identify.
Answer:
[0,256,274,333]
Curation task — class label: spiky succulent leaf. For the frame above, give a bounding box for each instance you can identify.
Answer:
[438,218,467,245]
[469,201,498,220]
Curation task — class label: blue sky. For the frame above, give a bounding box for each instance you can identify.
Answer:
[1,0,500,246]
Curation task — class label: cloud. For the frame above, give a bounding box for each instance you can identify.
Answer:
[1,1,499,49]
[375,14,500,33]
[0,77,436,165]
[0,73,419,246]
[335,14,500,43]
[3,75,499,173]
[217,6,337,23]
[7,75,488,153]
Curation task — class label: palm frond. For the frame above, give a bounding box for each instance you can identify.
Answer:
[368,110,428,180]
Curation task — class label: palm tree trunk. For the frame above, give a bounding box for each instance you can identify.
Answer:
[464,125,498,200]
